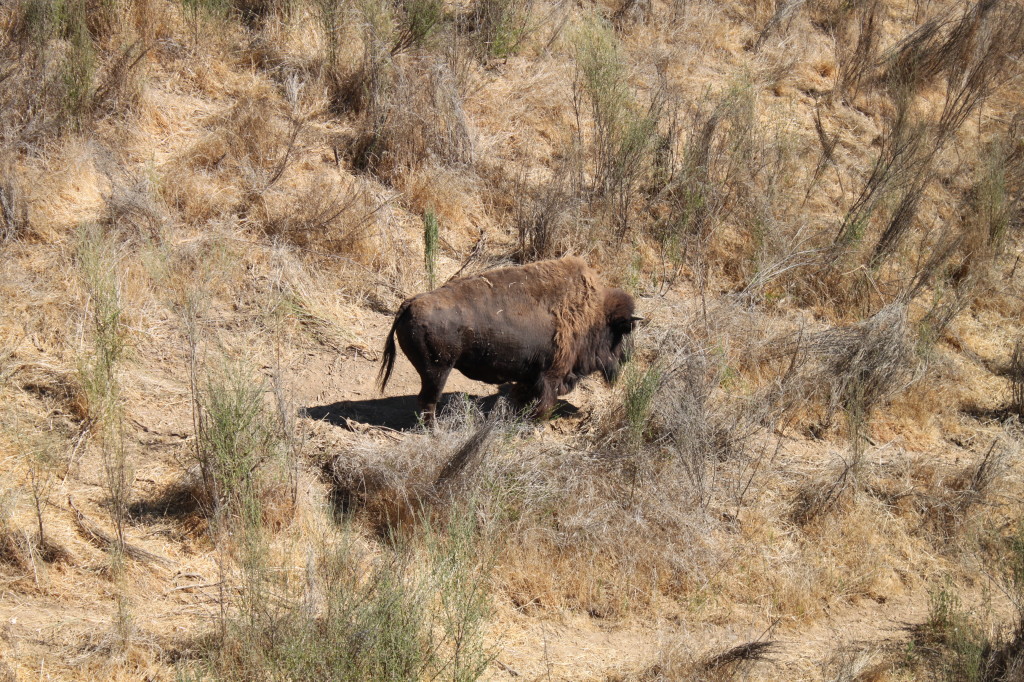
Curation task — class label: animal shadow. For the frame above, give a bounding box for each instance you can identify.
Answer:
[302,386,579,432]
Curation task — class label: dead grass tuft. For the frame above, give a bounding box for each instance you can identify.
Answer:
[699,640,778,677]
[0,525,30,572]
[329,406,500,535]
[161,93,289,223]
[790,454,857,527]
[254,173,381,259]
[801,303,915,432]
[619,637,778,681]
[918,435,1015,542]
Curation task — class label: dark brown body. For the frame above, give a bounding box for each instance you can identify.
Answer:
[377,257,640,422]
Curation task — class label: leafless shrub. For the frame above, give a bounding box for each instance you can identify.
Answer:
[877,0,1019,101]
[605,309,797,515]
[331,0,445,113]
[511,166,576,262]
[803,105,839,203]
[646,346,727,505]
[866,174,930,269]
[949,130,1024,287]
[351,57,474,183]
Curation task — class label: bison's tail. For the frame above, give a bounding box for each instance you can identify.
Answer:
[377,302,408,393]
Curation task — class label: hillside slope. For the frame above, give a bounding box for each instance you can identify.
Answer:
[1,0,1023,679]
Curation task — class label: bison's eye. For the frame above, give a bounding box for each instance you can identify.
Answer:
[613,315,643,334]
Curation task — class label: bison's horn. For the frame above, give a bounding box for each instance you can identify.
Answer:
[629,315,644,323]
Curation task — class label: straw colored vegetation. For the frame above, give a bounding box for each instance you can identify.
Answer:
[1,0,1023,678]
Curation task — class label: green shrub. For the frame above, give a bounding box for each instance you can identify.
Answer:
[191,506,494,681]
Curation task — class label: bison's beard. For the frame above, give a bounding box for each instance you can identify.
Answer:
[602,335,634,385]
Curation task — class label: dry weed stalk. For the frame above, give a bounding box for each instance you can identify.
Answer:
[0,169,29,242]
[833,0,881,102]
[1011,337,1024,419]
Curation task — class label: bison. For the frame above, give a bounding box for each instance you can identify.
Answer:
[377,257,641,423]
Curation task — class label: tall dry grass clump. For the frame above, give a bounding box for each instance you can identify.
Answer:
[350,55,475,183]
[573,17,660,238]
[0,0,149,147]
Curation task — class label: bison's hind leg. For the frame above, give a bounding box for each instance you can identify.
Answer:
[416,366,451,426]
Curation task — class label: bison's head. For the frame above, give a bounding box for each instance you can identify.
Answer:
[578,288,641,385]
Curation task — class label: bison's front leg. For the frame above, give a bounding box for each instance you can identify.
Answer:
[528,373,560,420]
